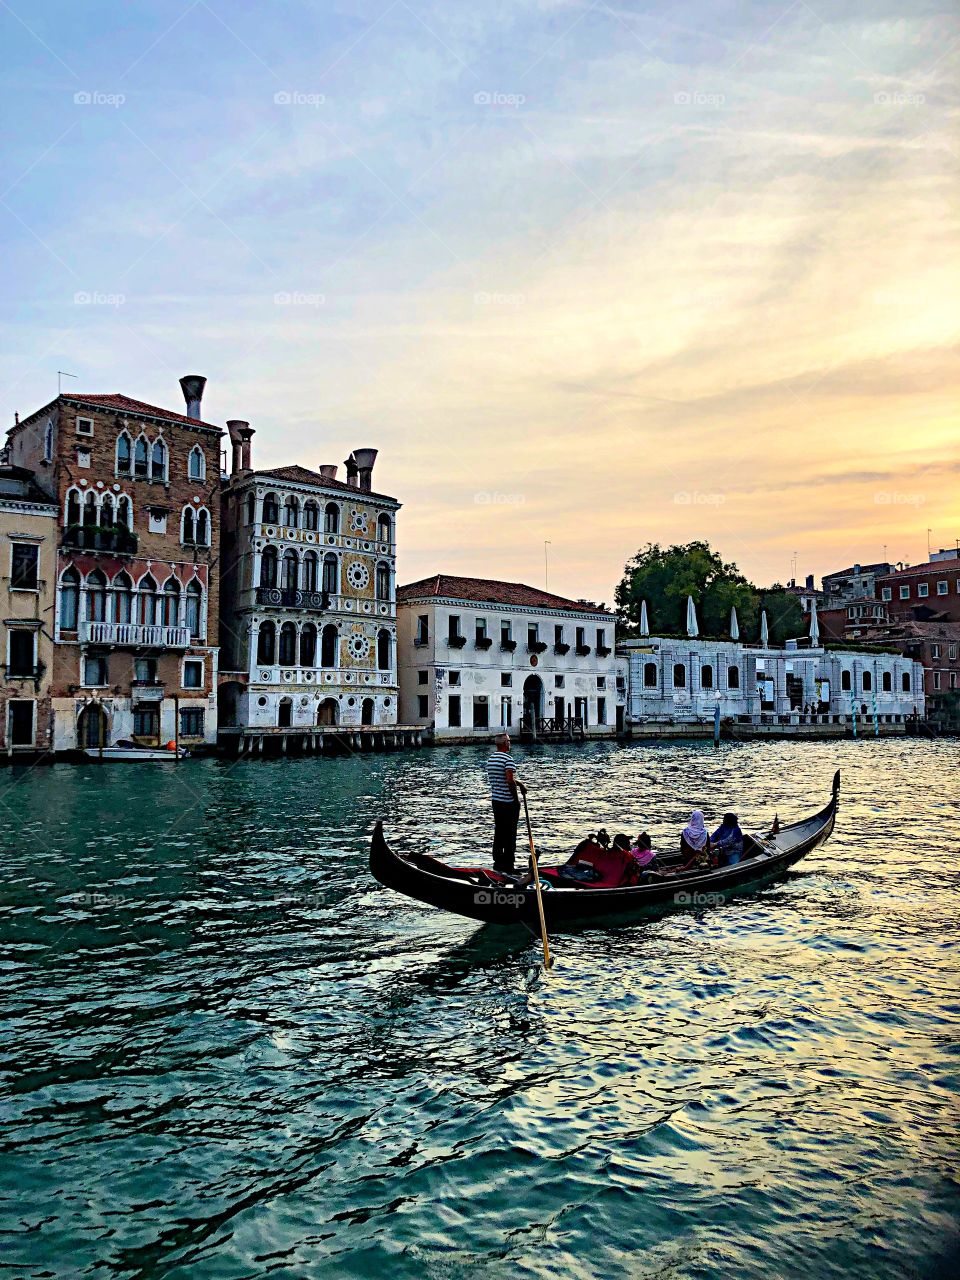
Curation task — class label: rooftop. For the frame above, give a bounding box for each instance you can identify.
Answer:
[880,559,960,578]
[253,464,398,504]
[398,573,610,614]
[0,464,57,508]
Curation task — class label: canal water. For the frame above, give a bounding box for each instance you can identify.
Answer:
[1,739,958,1279]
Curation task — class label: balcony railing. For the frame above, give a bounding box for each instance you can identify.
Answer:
[256,586,331,611]
[79,621,191,648]
[63,525,138,555]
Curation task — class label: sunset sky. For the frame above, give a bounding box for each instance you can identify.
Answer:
[2,1,957,605]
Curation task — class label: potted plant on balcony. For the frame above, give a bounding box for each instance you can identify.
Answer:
[500,638,517,652]
[474,635,493,649]
[447,634,467,648]
[553,642,570,655]
[575,643,592,656]
[527,640,549,654]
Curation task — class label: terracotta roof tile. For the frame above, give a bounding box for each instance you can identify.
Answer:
[397,573,610,614]
[64,393,223,433]
[256,464,397,502]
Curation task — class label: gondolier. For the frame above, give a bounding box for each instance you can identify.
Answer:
[486,733,526,873]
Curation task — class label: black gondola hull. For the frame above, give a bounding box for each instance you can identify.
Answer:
[370,772,840,927]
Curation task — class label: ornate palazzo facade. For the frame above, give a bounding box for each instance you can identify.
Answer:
[219,448,400,732]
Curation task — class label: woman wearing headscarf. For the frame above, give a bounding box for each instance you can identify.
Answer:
[679,809,711,870]
[711,812,744,865]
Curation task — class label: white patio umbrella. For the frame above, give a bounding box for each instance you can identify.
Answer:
[809,598,820,646]
[730,606,739,641]
[760,609,769,647]
[686,595,699,638]
[639,599,649,637]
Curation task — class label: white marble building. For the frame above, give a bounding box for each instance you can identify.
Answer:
[397,575,618,740]
[219,432,401,734]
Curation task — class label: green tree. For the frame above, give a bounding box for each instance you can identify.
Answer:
[615,542,805,642]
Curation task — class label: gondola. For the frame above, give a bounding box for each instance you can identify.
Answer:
[370,771,840,928]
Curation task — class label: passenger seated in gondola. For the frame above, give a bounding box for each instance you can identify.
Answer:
[557,832,638,887]
[630,832,657,871]
[679,810,711,871]
[711,813,744,865]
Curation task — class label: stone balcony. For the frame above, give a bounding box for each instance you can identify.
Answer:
[79,621,192,648]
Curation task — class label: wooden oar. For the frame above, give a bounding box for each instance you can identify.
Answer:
[521,792,553,970]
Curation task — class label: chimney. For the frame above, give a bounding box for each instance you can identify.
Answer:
[353,447,378,492]
[179,375,207,421]
[318,464,338,481]
[226,420,254,474]
[344,452,359,487]
[806,574,814,590]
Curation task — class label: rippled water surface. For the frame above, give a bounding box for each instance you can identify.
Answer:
[1,739,959,1279]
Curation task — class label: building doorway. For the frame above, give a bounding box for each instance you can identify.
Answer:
[8,700,35,746]
[523,674,544,731]
[317,697,339,726]
[278,697,293,728]
[361,697,375,726]
[78,704,108,749]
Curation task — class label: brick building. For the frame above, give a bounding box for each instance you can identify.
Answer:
[876,551,960,624]
[0,464,58,755]
[5,377,223,752]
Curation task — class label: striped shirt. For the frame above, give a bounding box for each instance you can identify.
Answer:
[486,751,518,803]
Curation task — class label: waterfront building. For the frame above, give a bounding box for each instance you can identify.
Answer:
[784,573,826,615]
[218,437,400,738]
[0,464,58,755]
[4,378,223,752]
[619,626,924,733]
[397,575,618,741]
[876,552,960,624]
[822,561,893,608]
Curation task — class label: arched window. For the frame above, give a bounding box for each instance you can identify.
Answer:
[138,574,159,626]
[882,671,892,692]
[377,628,391,671]
[260,546,278,589]
[324,503,340,534]
[375,562,390,601]
[43,420,54,462]
[185,580,203,638]
[300,623,317,667]
[322,553,338,595]
[60,568,80,630]
[377,514,392,543]
[841,670,852,692]
[151,438,167,481]
[116,496,131,529]
[257,621,276,665]
[134,436,149,478]
[282,549,299,592]
[302,551,318,592]
[262,492,279,524]
[86,569,107,621]
[181,506,196,544]
[279,622,297,666]
[283,496,299,528]
[113,571,133,624]
[673,663,686,688]
[100,494,114,528]
[246,492,256,525]
[163,578,181,627]
[701,664,713,690]
[83,491,98,527]
[188,446,205,481]
[321,623,338,667]
[116,432,132,475]
[727,665,740,690]
[195,508,210,547]
[901,671,911,693]
[66,488,81,527]
[643,661,657,688]
[862,670,872,693]
[303,501,319,531]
